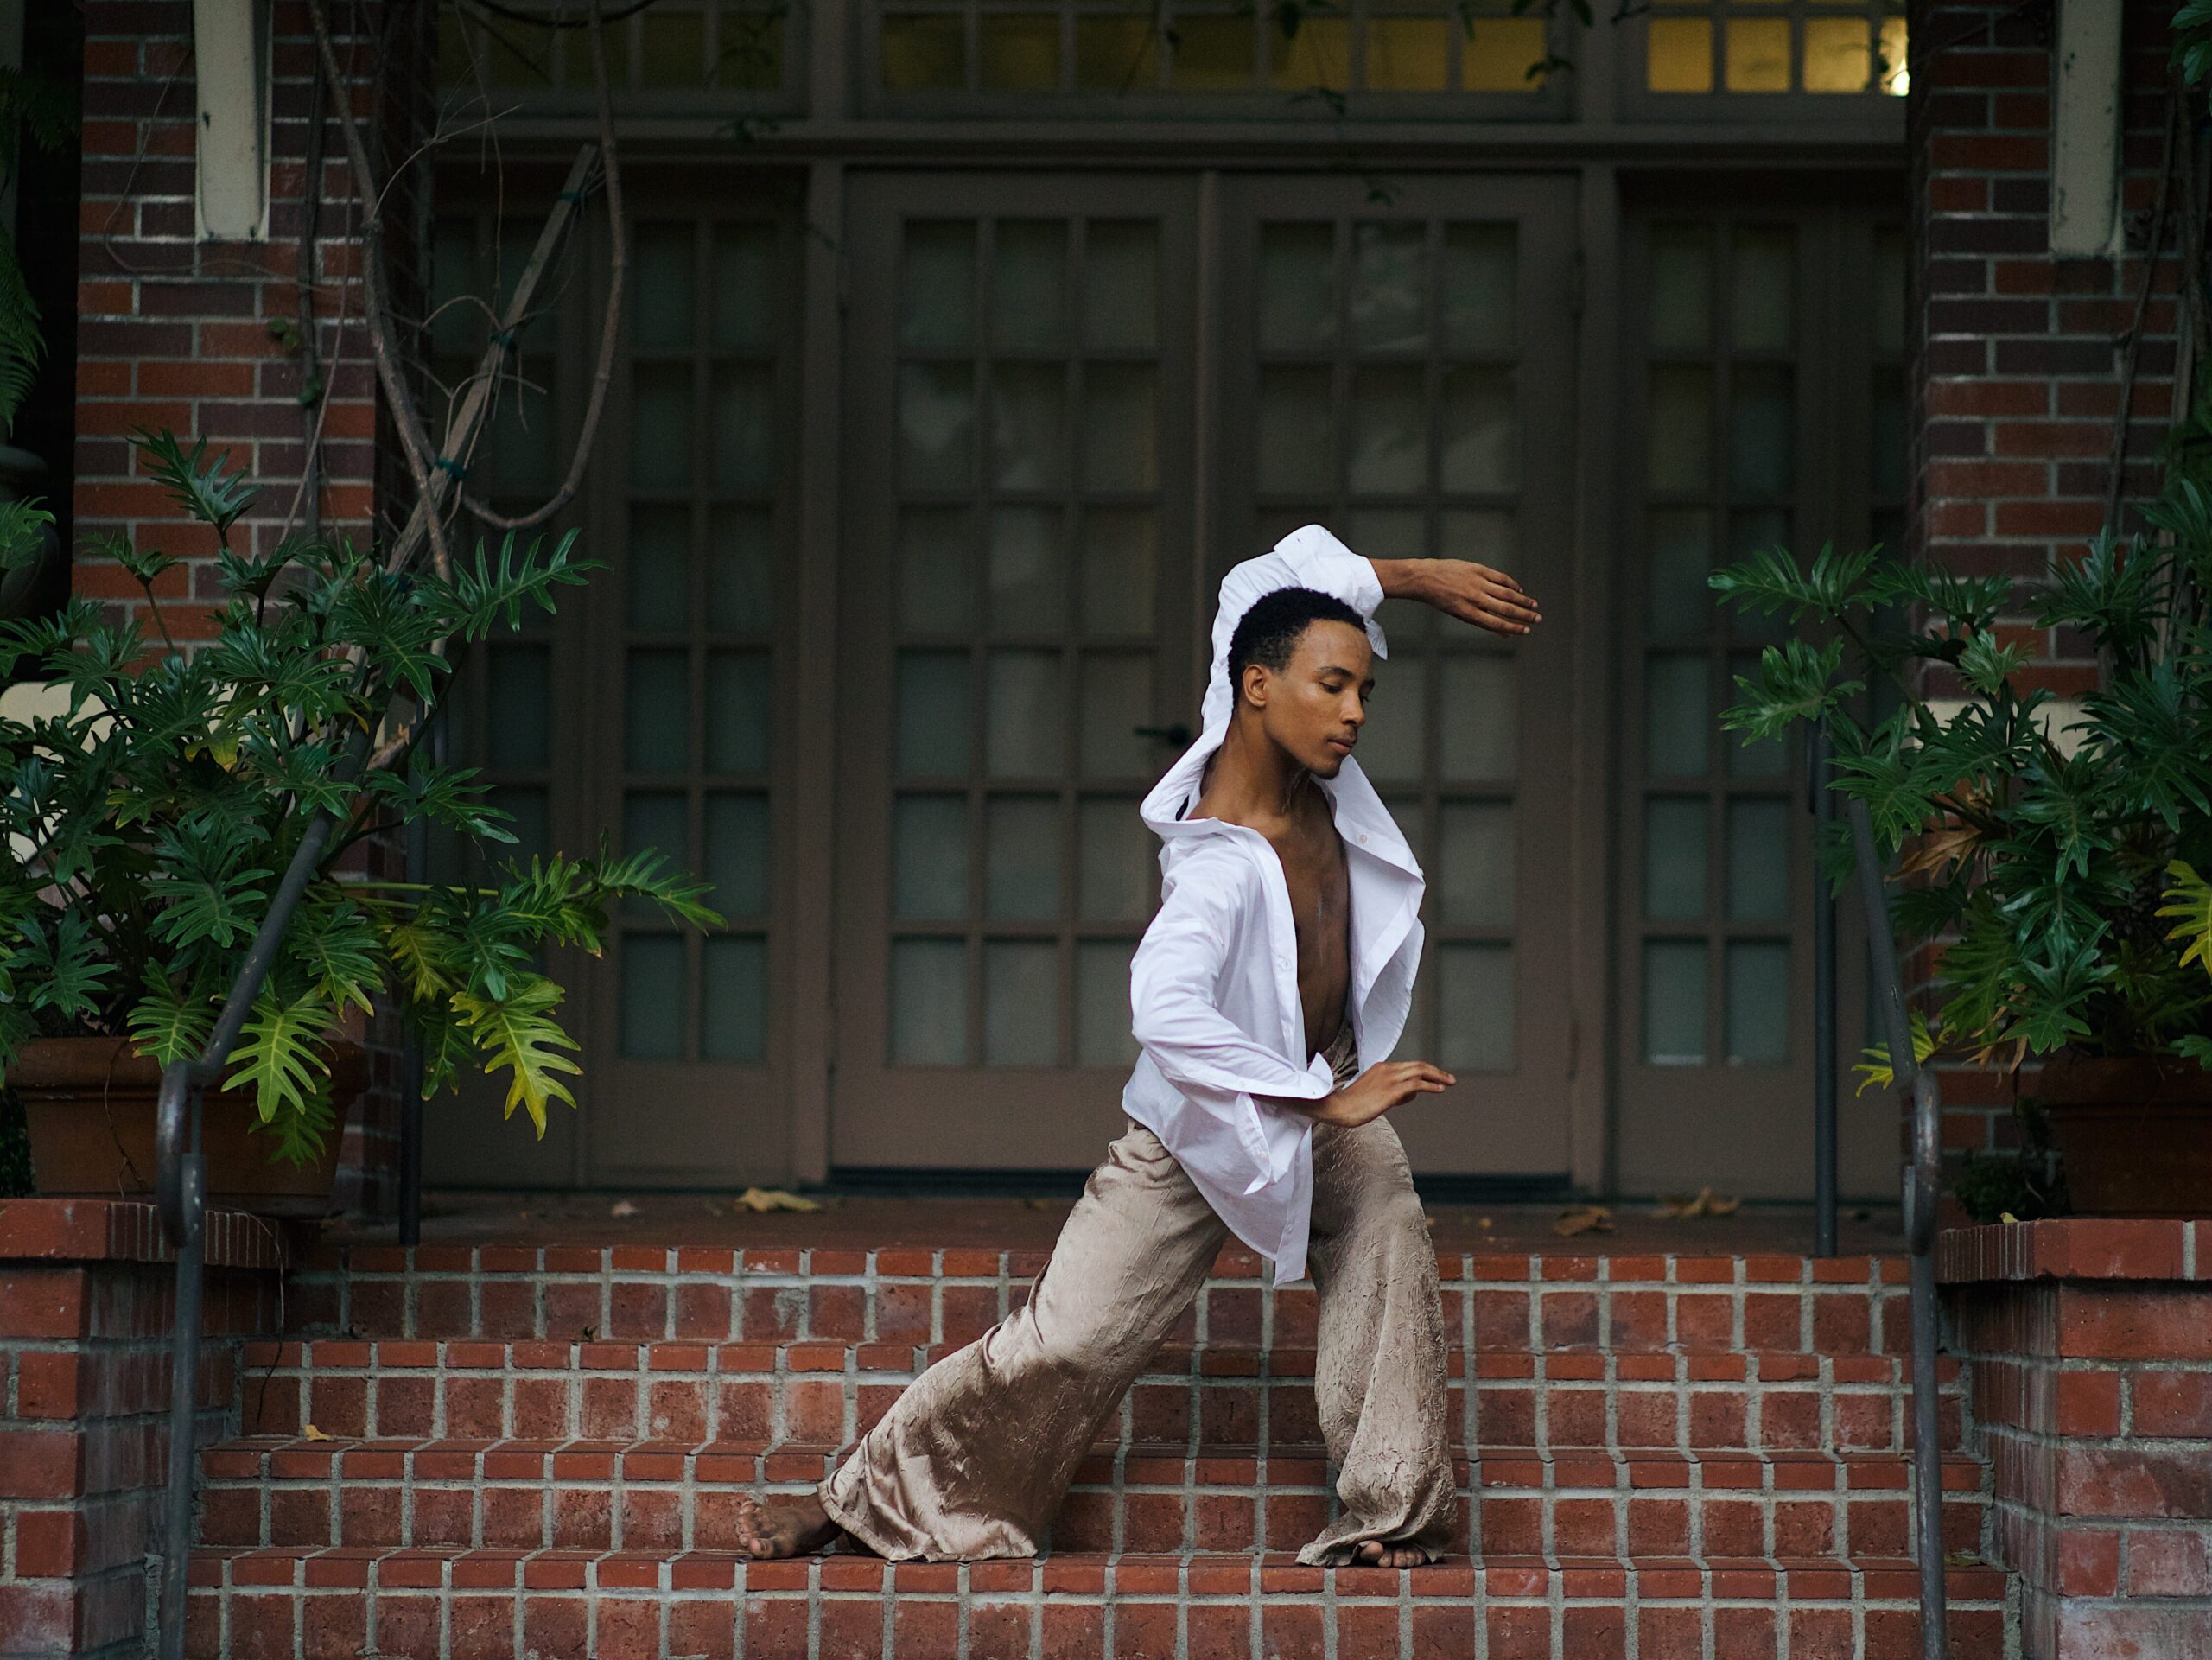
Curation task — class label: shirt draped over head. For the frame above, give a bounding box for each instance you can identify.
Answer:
[1122,525,1427,1284]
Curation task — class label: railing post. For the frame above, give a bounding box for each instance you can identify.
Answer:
[1845,797,1948,1660]
[397,711,441,1249]
[1809,722,1838,1259]
[156,1088,203,1660]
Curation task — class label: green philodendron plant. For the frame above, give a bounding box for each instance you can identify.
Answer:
[1708,472,2212,1085]
[0,429,718,1163]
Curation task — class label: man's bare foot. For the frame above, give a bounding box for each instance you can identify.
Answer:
[734,1492,844,1558]
[1352,1540,1430,1568]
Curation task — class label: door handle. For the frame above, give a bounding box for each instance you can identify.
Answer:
[1134,723,1193,747]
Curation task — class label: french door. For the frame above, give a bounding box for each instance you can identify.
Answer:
[830,171,1584,1180]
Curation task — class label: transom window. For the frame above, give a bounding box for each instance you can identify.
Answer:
[1644,1,1907,96]
[436,0,788,96]
[874,0,1554,99]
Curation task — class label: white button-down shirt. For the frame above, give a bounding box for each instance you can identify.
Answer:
[1122,525,1426,1283]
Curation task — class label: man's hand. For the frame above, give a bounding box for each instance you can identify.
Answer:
[1372,557,1541,638]
[1301,1060,1456,1129]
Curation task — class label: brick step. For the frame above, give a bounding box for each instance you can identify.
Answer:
[289,1243,1918,1363]
[195,1435,1989,1561]
[236,1337,1968,1455]
[184,1546,2014,1659]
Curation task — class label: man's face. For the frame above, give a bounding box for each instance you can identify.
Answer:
[1243,619,1374,779]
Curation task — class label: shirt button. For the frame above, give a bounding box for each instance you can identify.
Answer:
[1357,833,1369,846]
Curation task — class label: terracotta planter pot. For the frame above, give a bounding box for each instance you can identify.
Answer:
[2037,1050,2212,1218]
[10,1035,367,1217]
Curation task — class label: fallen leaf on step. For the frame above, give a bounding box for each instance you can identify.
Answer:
[1650,1187,1741,1220]
[301,1424,331,1442]
[609,1199,639,1218]
[1999,1211,2019,1224]
[1478,1216,1494,1231]
[734,1187,821,1213]
[1553,1205,1613,1237]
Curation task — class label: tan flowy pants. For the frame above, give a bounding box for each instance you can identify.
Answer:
[817,1027,1457,1565]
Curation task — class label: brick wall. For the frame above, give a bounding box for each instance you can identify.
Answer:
[0,1201,294,1660]
[1941,1219,2212,1658]
[73,1,433,1215]
[1910,0,2184,1163]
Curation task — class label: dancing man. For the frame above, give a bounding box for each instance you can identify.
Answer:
[738,525,1541,1567]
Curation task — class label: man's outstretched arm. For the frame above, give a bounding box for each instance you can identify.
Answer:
[1369,557,1542,637]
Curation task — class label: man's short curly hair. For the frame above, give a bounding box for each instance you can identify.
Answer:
[1226,586,1368,706]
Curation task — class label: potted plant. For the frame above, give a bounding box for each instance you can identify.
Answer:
[1709,476,2212,1218]
[0,429,717,1212]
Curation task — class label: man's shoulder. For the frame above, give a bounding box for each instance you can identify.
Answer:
[1161,830,1268,905]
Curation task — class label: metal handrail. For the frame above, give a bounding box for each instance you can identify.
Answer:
[1842,788,1948,1660]
[154,811,338,1660]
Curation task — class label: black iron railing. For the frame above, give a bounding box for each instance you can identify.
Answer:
[1813,724,1948,1660]
[154,812,341,1658]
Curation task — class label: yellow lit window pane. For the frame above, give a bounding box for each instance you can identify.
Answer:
[1172,16,1256,89]
[561,18,630,86]
[716,11,785,90]
[980,13,1062,89]
[1646,16,1712,93]
[641,10,707,86]
[1878,16,1909,94]
[1365,18,1450,91]
[1076,16,1160,90]
[1726,17,1791,91]
[1802,16,1870,92]
[1271,16,1351,90]
[883,12,967,90]
[1463,18,1548,92]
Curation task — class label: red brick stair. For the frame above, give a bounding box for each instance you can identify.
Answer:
[181,1240,2018,1656]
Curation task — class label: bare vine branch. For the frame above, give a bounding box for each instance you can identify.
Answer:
[458,0,626,531]
[303,0,457,583]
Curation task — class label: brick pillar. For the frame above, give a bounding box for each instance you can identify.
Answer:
[0,1202,293,1660]
[1909,0,2183,1161]
[72,1,431,1213]
[1942,1221,2212,1660]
